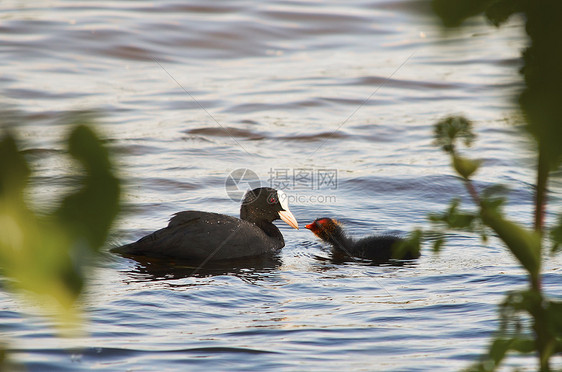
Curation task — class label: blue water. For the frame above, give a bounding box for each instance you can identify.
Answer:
[1,0,561,370]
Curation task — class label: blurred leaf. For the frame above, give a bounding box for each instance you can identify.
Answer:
[432,237,445,253]
[453,155,482,179]
[432,0,495,27]
[485,0,525,27]
[519,1,562,170]
[501,291,559,366]
[432,0,522,28]
[393,229,422,259]
[480,231,488,243]
[0,343,20,371]
[466,338,514,372]
[501,290,540,319]
[549,213,562,254]
[0,134,78,319]
[467,291,540,372]
[0,123,120,331]
[487,338,515,369]
[429,198,477,230]
[481,184,509,198]
[481,185,508,208]
[56,125,120,251]
[0,133,30,195]
[510,337,536,354]
[545,300,562,339]
[433,116,475,153]
[480,203,541,278]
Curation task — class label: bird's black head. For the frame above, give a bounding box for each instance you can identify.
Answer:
[240,187,298,229]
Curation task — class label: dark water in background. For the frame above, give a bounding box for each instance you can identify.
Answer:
[1,0,561,370]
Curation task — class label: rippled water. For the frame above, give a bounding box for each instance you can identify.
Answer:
[1,0,561,371]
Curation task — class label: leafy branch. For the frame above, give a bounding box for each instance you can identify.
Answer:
[427,117,560,371]
[418,1,562,370]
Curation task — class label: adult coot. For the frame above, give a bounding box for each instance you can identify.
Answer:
[305,217,419,262]
[111,187,298,261]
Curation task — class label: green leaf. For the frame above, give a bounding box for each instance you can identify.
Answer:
[432,0,522,28]
[519,1,562,170]
[429,198,477,230]
[480,232,488,243]
[433,116,476,153]
[453,155,482,179]
[0,133,30,196]
[484,0,525,27]
[510,337,536,354]
[432,237,445,253]
[480,203,541,277]
[488,338,515,367]
[393,229,422,259]
[549,213,562,254]
[55,125,121,251]
[466,338,513,372]
[432,0,496,28]
[0,123,121,332]
[545,300,562,337]
[0,134,79,318]
[481,185,508,210]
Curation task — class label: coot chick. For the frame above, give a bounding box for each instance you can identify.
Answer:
[305,218,419,262]
[111,187,298,261]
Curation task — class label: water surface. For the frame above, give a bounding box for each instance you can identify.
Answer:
[1,0,561,371]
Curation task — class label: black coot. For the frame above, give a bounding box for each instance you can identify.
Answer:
[305,217,419,262]
[111,187,298,261]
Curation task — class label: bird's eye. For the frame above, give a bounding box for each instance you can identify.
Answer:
[269,197,276,204]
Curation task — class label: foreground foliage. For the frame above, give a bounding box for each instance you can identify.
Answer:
[412,1,562,370]
[0,122,120,332]
[428,117,562,371]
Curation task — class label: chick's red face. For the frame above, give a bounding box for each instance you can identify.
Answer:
[305,218,334,235]
[305,222,318,232]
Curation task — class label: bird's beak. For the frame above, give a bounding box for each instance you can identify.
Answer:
[305,223,314,230]
[278,209,299,229]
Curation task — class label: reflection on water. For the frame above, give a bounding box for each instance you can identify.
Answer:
[1,0,561,371]
[309,250,420,267]
[120,254,282,284]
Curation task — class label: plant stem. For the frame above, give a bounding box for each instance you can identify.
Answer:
[532,295,551,372]
[533,147,551,371]
[534,147,549,234]
[464,179,480,205]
